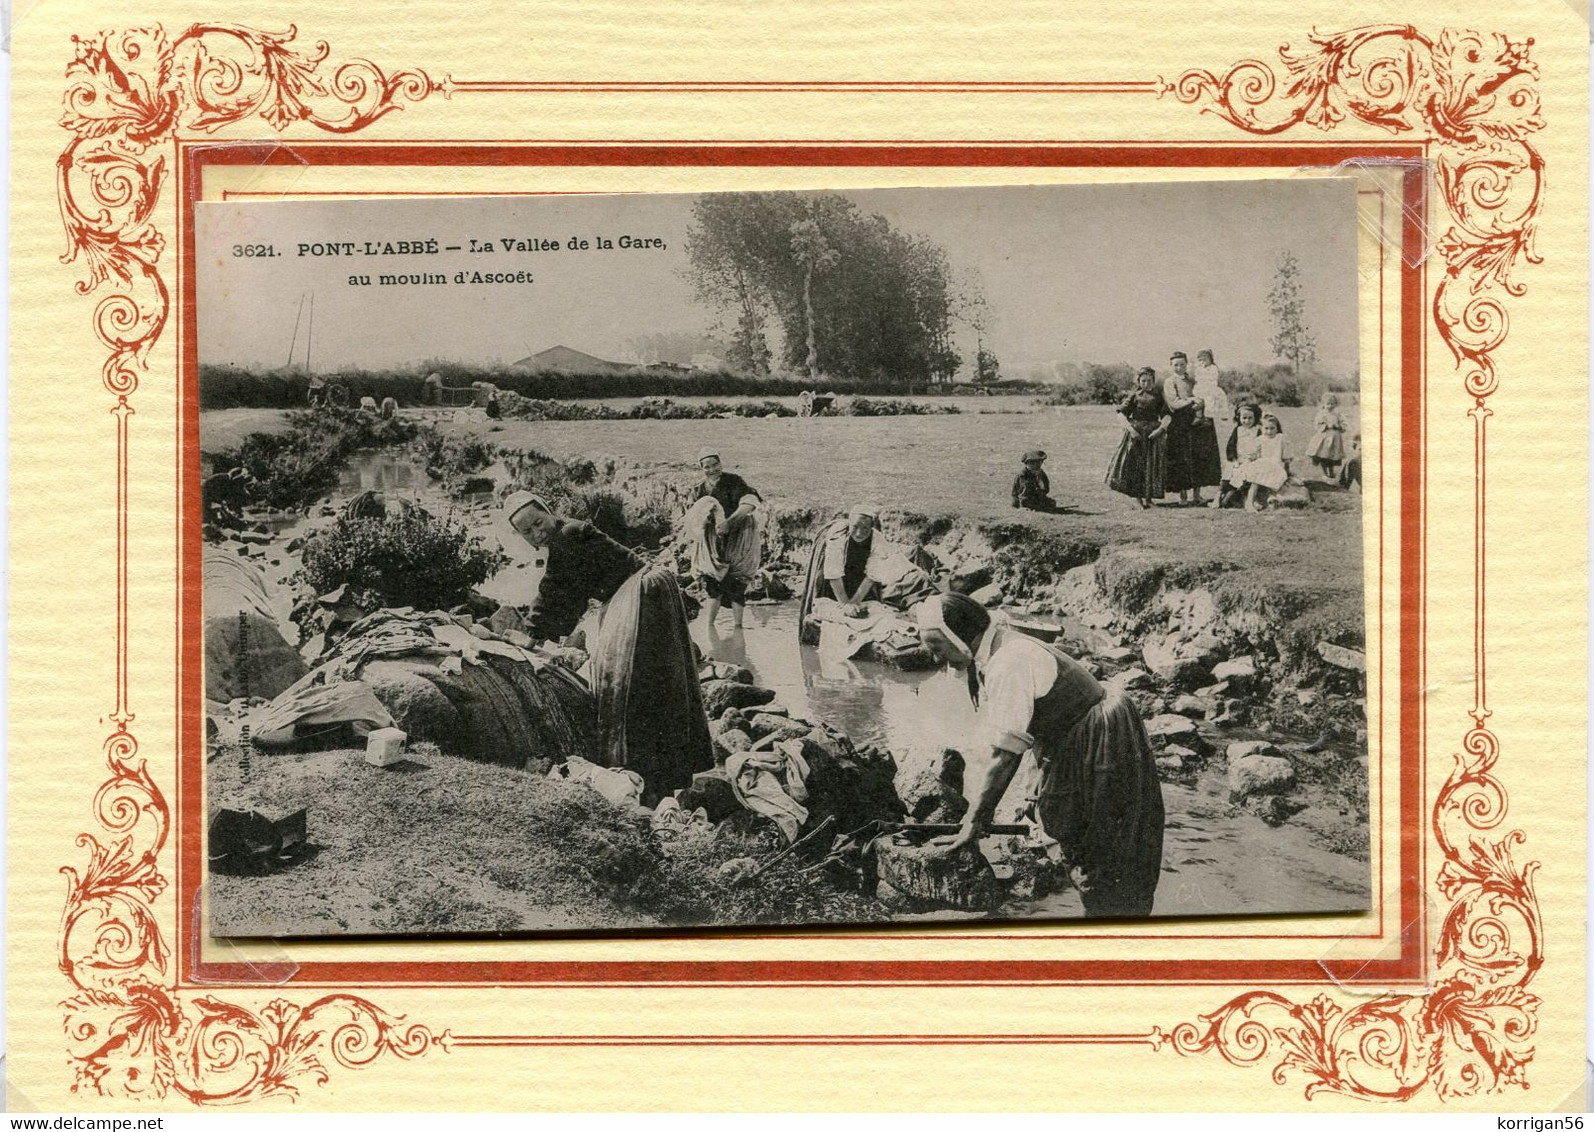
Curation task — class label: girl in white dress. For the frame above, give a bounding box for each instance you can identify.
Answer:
[1219,402,1262,508]
[1306,392,1347,479]
[1237,413,1290,510]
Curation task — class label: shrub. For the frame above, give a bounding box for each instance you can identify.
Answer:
[1084,364,1135,404]
[506,398,619,422]
[300,507,499,610]
[700,400,796,418]
[845,397,959,416]
[411,429,496,481]
[1035,363,1135,407]
[1226,363,1356,409]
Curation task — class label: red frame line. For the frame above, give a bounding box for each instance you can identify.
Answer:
[196,184,1396,956]
[177,141,1425,987]
[444,1032,1165,1047]
[442,81,1168,94]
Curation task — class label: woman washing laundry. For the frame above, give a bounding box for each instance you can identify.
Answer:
[691,449,763,629]
[503,491,712,805]
[914,593,1165,917]
[797,505,935,621]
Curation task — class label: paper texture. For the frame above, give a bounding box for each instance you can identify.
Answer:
[7,0,1587,1112]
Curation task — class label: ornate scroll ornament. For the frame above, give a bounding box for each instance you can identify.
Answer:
[59,25,445,1102]
[1169,26,1543,1101]
[1170,24,1543,401]
[60,24,437,396]
[56,16,1547,1109]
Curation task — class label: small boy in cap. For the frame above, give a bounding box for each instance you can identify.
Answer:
[1012,449,1060,512]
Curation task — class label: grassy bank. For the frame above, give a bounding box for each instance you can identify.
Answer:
[440,405,1365,626]
[197,404,1367,654]
[209,745,889,935]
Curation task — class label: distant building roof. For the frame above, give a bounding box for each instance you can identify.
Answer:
[512,345,630,373]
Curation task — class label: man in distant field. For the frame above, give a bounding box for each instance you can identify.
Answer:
[692,449,763,629]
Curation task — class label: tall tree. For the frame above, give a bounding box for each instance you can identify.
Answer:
[788,217,839,380]
[683,195,790,375]
[1267,250,1317,376]
[961,267,996,385]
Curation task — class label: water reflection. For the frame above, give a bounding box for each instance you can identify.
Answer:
[691,602,978,764]
[338,450,418,493]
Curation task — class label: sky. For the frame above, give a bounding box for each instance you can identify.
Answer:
[195,178,1359,378]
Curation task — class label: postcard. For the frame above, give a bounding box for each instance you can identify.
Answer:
[7,0,1586,1112]
[194,180,1371,938]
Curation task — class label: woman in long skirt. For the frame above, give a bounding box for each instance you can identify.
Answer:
[1163,354,1222,505]
[1161,354,1197,504]
[1106,367,1171,509]
[505,491,713,805]
[916,593,1165,918]
[1187,351,1227,504]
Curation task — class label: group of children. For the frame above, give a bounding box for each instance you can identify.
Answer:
[1012,379,1358,514]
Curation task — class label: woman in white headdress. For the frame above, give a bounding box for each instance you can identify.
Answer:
[690,448,763,628]
[502,491,712,804]
[797,505,936,630]
[914,592,1165,918]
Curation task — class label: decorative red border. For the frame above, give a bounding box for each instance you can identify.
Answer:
[55,23,1543,1104]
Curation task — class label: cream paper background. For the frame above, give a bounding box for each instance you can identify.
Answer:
[7,0,1588,1112]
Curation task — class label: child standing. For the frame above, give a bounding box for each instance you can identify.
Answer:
[1307,392,1346,479]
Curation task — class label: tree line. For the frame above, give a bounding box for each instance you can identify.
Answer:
[684,192,976,385]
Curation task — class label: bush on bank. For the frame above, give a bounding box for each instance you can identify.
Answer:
[300,508,499,611]
[218,408,420,510]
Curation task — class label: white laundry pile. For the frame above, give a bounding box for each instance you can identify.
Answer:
[809,597,923,661]
[725,744,812,843]
[559,756,645,809]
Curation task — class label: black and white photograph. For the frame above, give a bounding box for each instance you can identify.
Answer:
[197,179,1371,936]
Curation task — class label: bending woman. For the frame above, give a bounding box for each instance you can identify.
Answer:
[915,593,1165,917]
[505,491,713,805]
[797,505,935,627]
